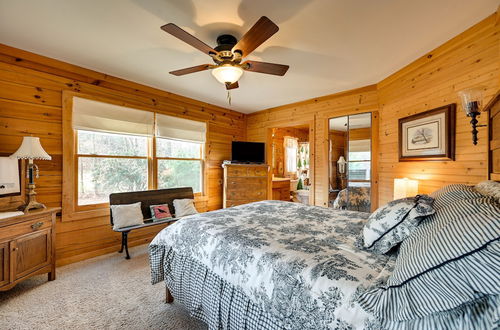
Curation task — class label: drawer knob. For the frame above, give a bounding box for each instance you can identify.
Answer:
[12,247,18,252]
[31,221,43,230]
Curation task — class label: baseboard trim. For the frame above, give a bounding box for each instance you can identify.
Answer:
[56,237,152,267]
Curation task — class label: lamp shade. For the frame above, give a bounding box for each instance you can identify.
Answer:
[393,178,418,199]
[458,88,483,115]
[211,65,244,84]
[337,156,346,174]
[10,137,51,160]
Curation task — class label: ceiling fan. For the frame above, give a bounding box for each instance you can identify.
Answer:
[161,16,289,90]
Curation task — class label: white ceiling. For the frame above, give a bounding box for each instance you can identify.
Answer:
[0,0,497,113]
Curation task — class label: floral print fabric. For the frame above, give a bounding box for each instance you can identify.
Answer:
[360,195,435,254]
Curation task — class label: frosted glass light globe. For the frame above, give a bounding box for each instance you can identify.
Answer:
[211,65,244,84]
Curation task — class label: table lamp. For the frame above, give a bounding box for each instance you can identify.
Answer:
[393,178,418,200]
[10,136,51,212]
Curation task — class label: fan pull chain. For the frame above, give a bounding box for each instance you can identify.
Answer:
[227,90,232,106]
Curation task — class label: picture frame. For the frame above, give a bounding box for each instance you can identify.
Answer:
[399,104,456,161]
[0,156,22,197]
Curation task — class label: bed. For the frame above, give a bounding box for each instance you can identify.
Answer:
[150,201,393,329]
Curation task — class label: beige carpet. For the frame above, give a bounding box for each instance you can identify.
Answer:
[0,245,207,330]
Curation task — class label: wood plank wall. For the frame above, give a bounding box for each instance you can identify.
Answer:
[247,85,380,207]
[0,44,246,265]
[247,12,499,207]
[377,13,499,205]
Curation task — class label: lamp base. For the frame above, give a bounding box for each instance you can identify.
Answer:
[18,184,46,213]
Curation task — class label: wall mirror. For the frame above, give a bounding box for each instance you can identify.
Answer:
[328,113,372,212]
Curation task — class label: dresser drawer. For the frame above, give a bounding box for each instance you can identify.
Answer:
[227,189,266,200]
[226,177,267,188]
[226,166,249,177]
[225,200,260,208]
[247,167,268,177]
[0,215,52,242]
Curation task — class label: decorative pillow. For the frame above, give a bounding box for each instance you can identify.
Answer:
[361,195,435,254]
[430,183,484,210]
[173,199,198,217]
[357,196,500,323]
[150,204,173,221]
[475,180,500,203]
[110,202,144,230]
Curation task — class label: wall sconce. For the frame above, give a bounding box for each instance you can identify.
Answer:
[337,156,346,174]
[393,178,419,199]
[458,88,486,145]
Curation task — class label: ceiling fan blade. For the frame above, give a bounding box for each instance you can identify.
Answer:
[243,60,289,76]
[161,23,217,55]
[225,81,239,90]
[232,16,279,57]
[169,64,210,76]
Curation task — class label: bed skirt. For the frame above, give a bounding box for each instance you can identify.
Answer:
[150,244,282,330]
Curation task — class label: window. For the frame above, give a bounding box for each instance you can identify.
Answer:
[347,139,371,181]
[156,138,203,193]
[67,96,207,211]
[284,136,298,174]
[77,130,148,205]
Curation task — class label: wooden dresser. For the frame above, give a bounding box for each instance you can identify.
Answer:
[0,207,59,291]
[223,164,270,208]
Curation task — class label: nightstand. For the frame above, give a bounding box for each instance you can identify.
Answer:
[0,207,59,291]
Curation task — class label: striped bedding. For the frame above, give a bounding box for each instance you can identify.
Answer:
[358,185,500,329]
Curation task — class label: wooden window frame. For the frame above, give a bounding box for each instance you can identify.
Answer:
[62,91,208,222]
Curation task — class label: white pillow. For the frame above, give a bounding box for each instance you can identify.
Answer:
[173,199,198,217]
[111,202,144,230]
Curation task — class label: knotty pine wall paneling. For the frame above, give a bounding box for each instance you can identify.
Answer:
[0,44,246,265]
[247,12,499,208]
[247,85,380,207]
[376,13,499,205]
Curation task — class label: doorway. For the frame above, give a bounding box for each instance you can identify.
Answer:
[266,122,314,205]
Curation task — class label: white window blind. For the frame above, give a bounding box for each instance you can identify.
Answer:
[72,97,154,136]
[156,113,206,143]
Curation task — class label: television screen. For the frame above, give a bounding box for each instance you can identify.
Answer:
[231,141,265,163]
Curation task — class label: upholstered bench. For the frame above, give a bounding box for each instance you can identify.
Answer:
[109,187,194,259]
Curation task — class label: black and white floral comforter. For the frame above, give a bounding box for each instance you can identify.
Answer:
[150,201,395,329]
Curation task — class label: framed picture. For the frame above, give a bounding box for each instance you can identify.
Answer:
[399,104,456,161]
[0,156,22,197]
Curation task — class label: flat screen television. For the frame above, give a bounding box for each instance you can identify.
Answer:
[231,141,265,164]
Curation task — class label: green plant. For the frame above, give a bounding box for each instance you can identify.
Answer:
[297,178,304,190]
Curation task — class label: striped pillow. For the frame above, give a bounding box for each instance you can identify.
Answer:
[357,196,500,322]
[430,184,484,210]
[360,195,435,254]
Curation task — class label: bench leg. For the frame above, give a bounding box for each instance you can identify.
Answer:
[122,231,131,259]
[166,286,174,303]
[118,233,124,253]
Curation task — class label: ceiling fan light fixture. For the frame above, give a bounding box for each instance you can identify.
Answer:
[211,65,244,84]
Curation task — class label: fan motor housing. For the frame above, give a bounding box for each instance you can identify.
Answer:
[212,34,242,64]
